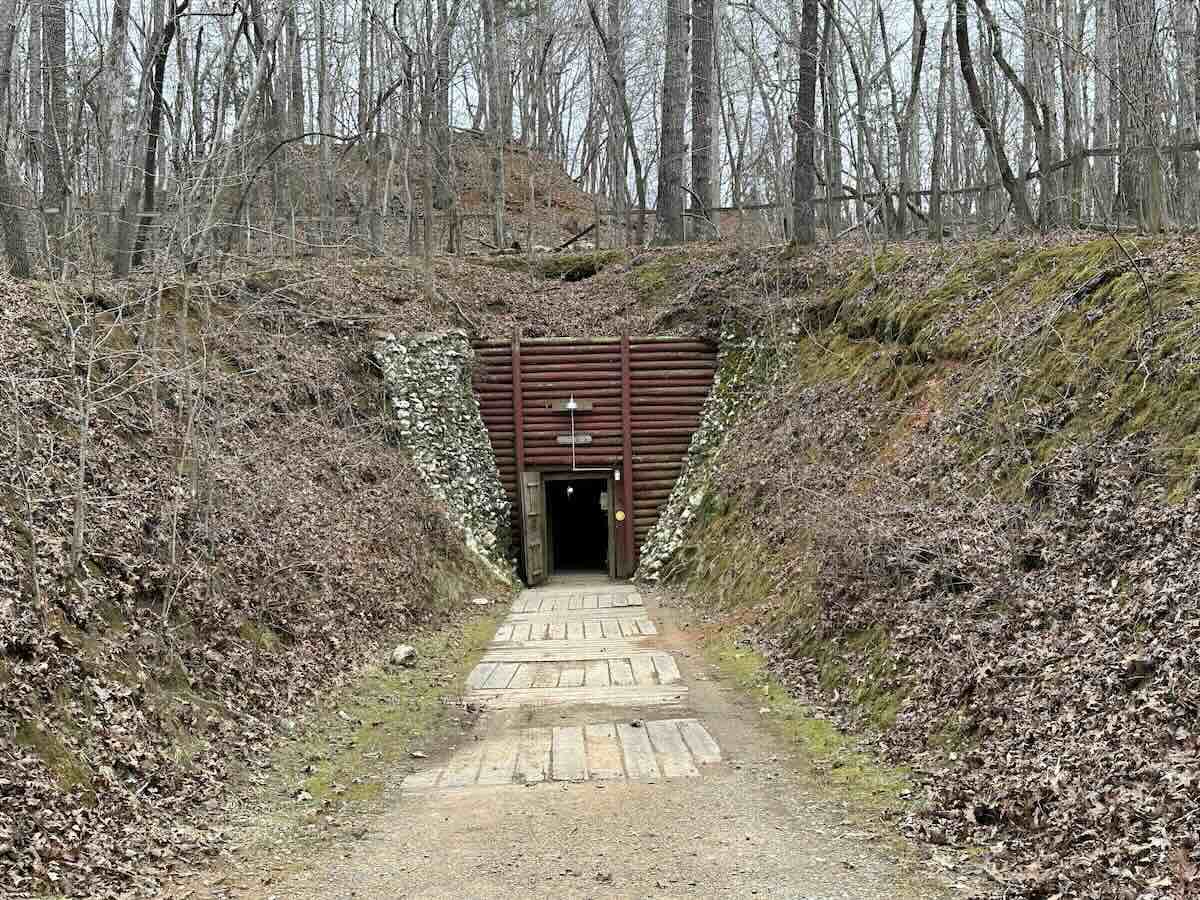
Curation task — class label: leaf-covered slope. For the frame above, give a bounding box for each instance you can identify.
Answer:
[646,236,1200,898]
[0,275,509,897]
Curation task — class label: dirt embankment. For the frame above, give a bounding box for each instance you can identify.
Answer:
[0,271,514,897]
[0,241,713,897]
[645,236,1200,899]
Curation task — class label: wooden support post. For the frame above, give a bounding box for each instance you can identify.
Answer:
[512,329,527,578]
[620,334,636,577]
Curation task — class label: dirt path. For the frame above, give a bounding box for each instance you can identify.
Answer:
[201,578,980,899]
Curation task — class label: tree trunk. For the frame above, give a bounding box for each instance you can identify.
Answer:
[955,0,1035,228]
[820,9,842,233]
[790,0,818,245]
[481,0,506,245]
[929,20,950,239]
[1093,0,1113,219]
[288,3,304,136]
[895,0,927,236]
[496,0,512,142]
[655,0,688,244]
[433,0,458,208]
[27,0,42,184]
[606,0,627,242]
[690,0,715,237]
[132,2,187,269]
[318,0,334,242]
[41,0,69,276]
[0,0,30,276]
[99,0,131,246]
[358,0,370,133]
[708,0,723,208]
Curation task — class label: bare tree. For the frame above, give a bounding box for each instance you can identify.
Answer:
[790,0,818,244]
[691,0,716,236]
[0,0,30,276]
[656,0,689,243]
[954,0,1035,228]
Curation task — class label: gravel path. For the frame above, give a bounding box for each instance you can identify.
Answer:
[202,578,980,899]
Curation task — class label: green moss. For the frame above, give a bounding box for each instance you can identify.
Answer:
[704,633,910,811]
[633,252,688,304]
[538,249,624,280]
[283,610,501,809]
[16,721,95,796]
[238,620,280,651]
[480,254,529,273]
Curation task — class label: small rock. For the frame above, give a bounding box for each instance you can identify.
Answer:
[295,790,313,802]
[471,597,492,606]
[410,750,428,759]
[390,644,418,667]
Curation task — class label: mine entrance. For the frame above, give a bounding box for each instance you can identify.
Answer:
[544,475,614,577]
[474,335,718,586]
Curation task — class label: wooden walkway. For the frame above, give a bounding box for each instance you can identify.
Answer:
[402,579,721,789]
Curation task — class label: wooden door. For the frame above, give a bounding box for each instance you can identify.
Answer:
[522,471,546,586]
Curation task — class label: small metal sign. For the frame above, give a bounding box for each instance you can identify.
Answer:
[550,398,594,411]
[556,433,593,445]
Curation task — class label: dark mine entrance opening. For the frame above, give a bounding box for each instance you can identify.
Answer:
[545,476,611,574]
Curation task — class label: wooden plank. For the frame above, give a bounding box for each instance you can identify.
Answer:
[600,620,621,639]
[466,685,688,709]
[552,726,588,781]
[558,667,585,687]
[508,609,636,623]
[508,663,537,689]
[676,719,722,764]
[442,744,486,787]
[467,662,498,689]
[645,720,699,777]
[584,659,611,686]
[619,618,641,637]
[483,662,519,689]
[515,595,537,613]
[630,656,658,685]
[477,734,522,785]
[583,621,603,640]
[584,724,626,780]
[583,594,599,610]
[609,659,636,687]
[479,645,655,661]
[568,594,582,610]
[567,621,585,641]
[598,594,613,609]
[494,624,514,642]
[617,723,661,779]
[546,622,567,640]
[515,727,552,783]
[637,619,659,635]
[531,663,561,688]
[653,653,682,684]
